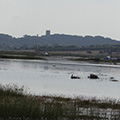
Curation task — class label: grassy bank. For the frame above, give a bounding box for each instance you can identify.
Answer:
[0,50,119,65]
[68,57,120,65]
[0,54,46,60]
[0,84,120,120]
[0,51,46,60]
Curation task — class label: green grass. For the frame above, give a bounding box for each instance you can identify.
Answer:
[0,54,46,60]
[0,84,120,120]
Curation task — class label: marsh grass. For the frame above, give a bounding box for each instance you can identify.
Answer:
[0,54,46,60]
[0,84,120,120]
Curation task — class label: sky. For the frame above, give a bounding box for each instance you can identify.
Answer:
[0,0,120,40]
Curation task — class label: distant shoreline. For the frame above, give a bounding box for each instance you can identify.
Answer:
[0,50,120,65]
[67,57,120,65]
[0,54,46,60]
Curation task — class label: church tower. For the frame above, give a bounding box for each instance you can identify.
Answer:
[46,30,50,37]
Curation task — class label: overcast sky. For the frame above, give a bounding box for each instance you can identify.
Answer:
[0,0,120,40]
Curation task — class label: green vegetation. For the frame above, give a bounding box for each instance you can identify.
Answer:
[0,84,120,120]
[67,57,120,65]
[0,54,46,60]
[0,51,46,60]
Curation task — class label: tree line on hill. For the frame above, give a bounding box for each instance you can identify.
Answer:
[0,33,120,50]
[34,44,120,55]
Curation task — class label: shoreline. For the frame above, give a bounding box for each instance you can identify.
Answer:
[0,50,120,65]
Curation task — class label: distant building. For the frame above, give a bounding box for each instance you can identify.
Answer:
[46,30,50,37]
[45,52,49,56]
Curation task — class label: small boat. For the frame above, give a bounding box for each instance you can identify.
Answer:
[71,75,80,79]
[110,77,114,79]
[110,77,118,82]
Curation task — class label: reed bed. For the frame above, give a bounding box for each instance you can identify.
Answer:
[0,84,120,120]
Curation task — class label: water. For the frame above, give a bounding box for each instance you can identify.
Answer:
[0,59,120,99]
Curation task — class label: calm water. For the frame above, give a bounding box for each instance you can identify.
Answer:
[0,59,120,99]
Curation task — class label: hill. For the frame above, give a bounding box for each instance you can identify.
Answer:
[0,32,119,50]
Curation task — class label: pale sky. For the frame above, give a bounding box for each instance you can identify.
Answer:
[0,0,120,40]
